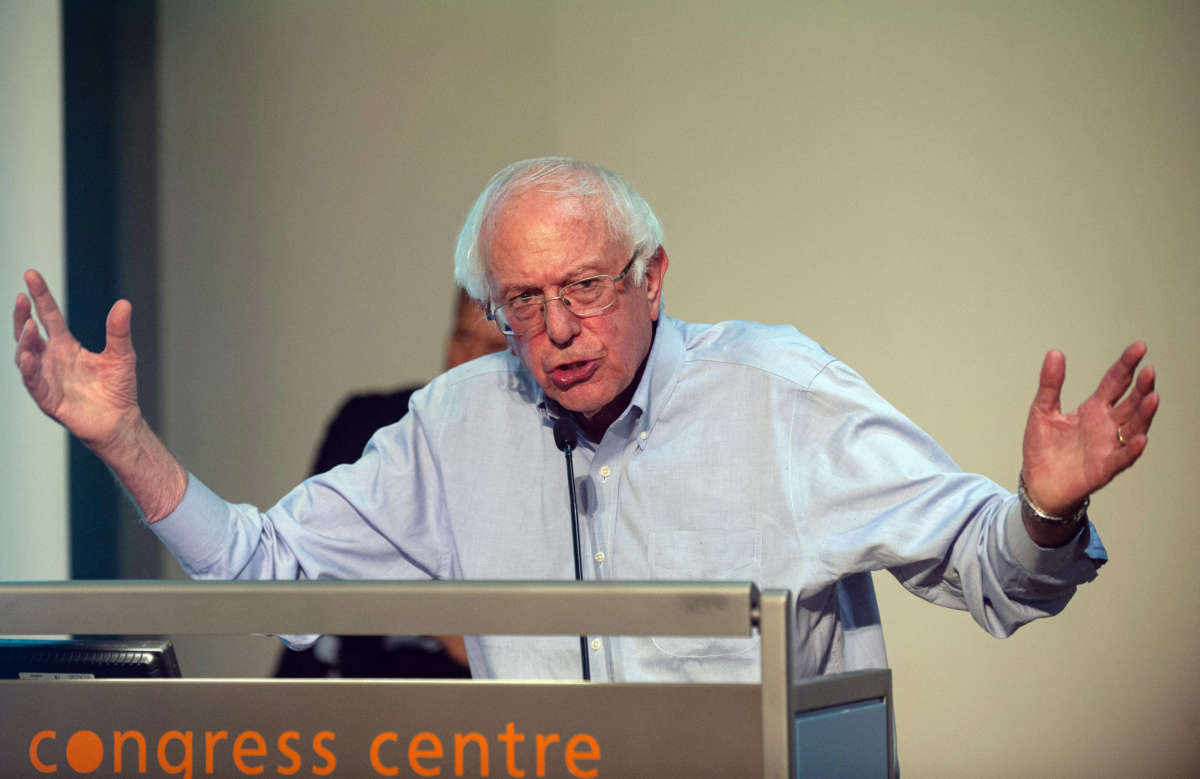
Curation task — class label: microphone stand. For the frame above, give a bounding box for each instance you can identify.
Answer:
[553,416,591,681]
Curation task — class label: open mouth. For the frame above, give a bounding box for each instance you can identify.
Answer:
[550,359,599,390]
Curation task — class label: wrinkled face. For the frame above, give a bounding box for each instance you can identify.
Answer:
[486,190,666,423]
[445,295,508,370]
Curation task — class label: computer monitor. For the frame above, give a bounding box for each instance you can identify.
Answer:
[0,638,181,679]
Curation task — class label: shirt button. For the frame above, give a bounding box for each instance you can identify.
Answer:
[639,431,647,441]
[590,638,602,651]
[599,465,611,479]
[594,551,606,564]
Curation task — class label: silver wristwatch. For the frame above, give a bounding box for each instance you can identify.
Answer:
[1018,475,1089,525]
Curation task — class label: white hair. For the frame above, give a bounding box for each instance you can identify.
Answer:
[453,157,664,304]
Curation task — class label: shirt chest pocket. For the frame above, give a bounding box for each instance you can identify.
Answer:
[649,528,762,658]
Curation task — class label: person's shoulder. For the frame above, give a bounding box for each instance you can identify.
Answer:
[311,385,422,474]
[415,349,536,409]
[439,349,524,390]
[673,317,836,388]
[406,351,541,443]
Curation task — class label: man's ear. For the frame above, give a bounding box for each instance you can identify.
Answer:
[644,246,669,322]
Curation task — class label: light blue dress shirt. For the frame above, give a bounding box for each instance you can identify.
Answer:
[152,315,1105,682]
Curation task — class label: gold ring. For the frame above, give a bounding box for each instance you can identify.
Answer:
[1117,427,1127,446]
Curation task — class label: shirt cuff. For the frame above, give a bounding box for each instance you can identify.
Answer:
[148,472,240,577]
[1003,497,1107,575]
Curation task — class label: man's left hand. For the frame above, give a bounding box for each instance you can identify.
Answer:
[1020,342,1158,544]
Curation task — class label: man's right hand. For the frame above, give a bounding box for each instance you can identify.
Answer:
[14,269,139,451]
[14,269,188,522]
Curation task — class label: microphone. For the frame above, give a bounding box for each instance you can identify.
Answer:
[553,414,577,454]
[553,415,590,681]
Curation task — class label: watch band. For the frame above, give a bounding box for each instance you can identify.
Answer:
[1018,474,1089,526]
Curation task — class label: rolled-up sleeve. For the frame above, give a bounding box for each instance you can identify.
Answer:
[806,359,1107,638]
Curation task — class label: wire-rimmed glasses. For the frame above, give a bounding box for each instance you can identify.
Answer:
[488,253,638,336]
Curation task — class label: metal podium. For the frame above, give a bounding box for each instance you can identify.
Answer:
[0,581,893,777]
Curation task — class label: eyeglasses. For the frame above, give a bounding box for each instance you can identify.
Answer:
[488,253,639,336]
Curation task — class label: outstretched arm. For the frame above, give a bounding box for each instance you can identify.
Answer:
[14,269,187,522]
[1020,342,1159,546]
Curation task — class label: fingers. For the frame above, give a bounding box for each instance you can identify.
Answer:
[13,292,32,342]
[23,269,70,338]
[1138,390,1160,435]
[104,299,134,358]
[1095,341,1148,405]
[15,315,44,382]
[1119,381,1160,441]
[1132,362,1155,402]
[1031,349,1065,416]
[1107,426,1150,477]
[1113,362,1155,418]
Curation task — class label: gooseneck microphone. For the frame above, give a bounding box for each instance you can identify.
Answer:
[553,415,591,681]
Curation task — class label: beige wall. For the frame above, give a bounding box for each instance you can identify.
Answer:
[154,2,1198,774]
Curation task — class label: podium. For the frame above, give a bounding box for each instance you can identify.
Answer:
[0,581,893,777]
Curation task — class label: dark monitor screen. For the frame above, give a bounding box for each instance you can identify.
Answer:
[0,638,182,679]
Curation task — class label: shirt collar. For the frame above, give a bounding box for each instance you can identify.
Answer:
[532,314,685,447]
[627,314,684,444]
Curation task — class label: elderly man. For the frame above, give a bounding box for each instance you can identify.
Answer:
[13,157,1157,681]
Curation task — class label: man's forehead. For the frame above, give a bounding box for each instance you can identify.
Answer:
[486,193,624,293]
[488,251,616,287]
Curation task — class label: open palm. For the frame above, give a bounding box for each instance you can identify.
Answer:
[1021,343,1158,516]
[14,270,139,451]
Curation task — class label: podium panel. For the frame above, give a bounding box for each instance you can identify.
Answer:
[3,679,761,777]
[0,580,893,777]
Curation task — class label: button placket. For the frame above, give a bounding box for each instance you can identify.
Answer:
[589,443,618,580]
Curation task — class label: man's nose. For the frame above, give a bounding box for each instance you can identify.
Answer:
[543,297,580,345]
